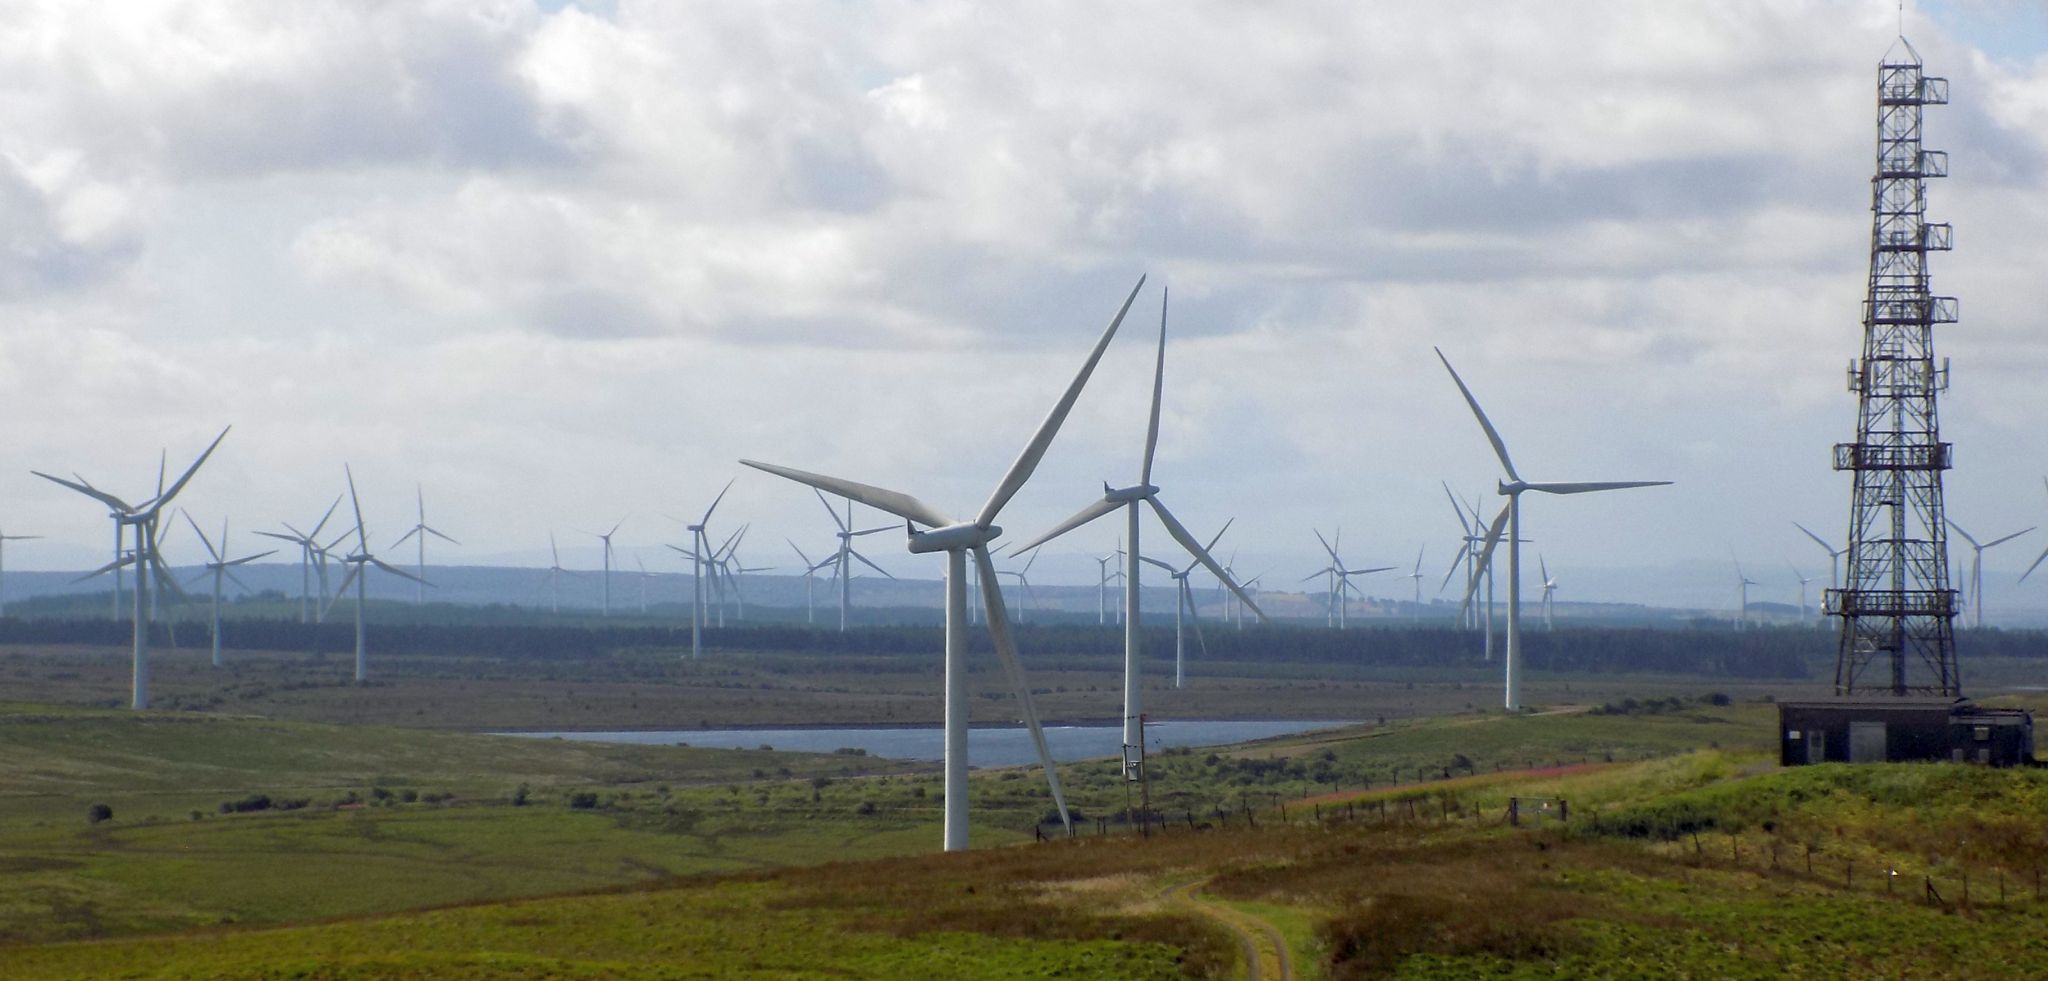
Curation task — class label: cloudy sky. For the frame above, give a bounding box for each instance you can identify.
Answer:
[5,0,2048,611]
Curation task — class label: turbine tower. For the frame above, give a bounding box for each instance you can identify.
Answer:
[183,514,274,668]
[817,490,893,631]
[589,519,625,617]
[1824,39,1962,696]
[1011,287,1265,764]
[743,276,1145,851]
[1793,565,1816,620]
[676,480,732,657]
[0,528,41,618]
[1437,350,1668,711]
[1405,546,1426,626]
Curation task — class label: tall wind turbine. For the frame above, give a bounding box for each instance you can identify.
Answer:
[183,514,274,668]
[541,533,575,614]
[743,276,1144,851]
[1791,565,1814,620]
[1010,287,1266,760]
[788,540,834,624]
[1439,485,1497,658]
[1538,555,1557,631]
[328,466,426,682]
[1437,349,1668,711]
[35,426,229,709]
[0,528,41,618]
[995,547,1043,623]
[1945,518,2031,629]
[1793,522,1847,591]
[589,519,625,617]
[817,490,893,631]
[1140,519,1228,689]
[1094,550,1117,625]
[391,487,458,605]
[1733,560,1756,631]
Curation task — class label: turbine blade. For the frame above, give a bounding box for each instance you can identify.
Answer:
[152,426,231,510]
[972,545,1071,836]
[1433,348,1519,482]
[1439,542,1472,592]
[2021,543,2048,584]
[1985,528,2035,549]
[1139,555,1177,574]
[813,487,850,534]
[392,526,422,548]
[1458,504,1512,619]
[31,471,132,512]
[309,495,343,540]
[1009,495,1121,555]
[976,274,1146,528]
[1185,583,1211,661]
[1313,527,1340,564]
[1792,521,1838,555]
[1522,480,1671,495]
[1149,497,1265,621]
[372,556,429,585]
[1140,286,1168,485]
[848,549,895,580]
[182,511,221,563]
[741,460,952,528]
[344,465,368,552]
[72,554,137,583]
[426,527,460,545]
[329,564,361,608]
[253,531,301,544]
[1442,482,1474,535]
[701,478,734,525]
[851,525,893,537]
[223,550,277,566]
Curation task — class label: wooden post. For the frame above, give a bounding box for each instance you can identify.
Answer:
[1509,798,1520,826]
[1805,844,1813,874]
[1846,859,1853,891]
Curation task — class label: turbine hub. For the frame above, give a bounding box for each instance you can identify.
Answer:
[907,521,999,554]
[1105,483,1157,503]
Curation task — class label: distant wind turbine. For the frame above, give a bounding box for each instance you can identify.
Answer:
[588,519,625,617]
[742,275,1144,851]
[326,466,427,682]
[1405,546,1426,626]
[1437,349,1669,711]
[1308,528,1392,628]
[1538,555,1557,631]
[1793,522,1846,592]
[1140,519,1229,689]
[1791,565,1814,620]
[1946,518,2031,629]
[675,481,733,658]
[541,533,575,614]
[817,490,894,631]
[1733,560,1756,631]
[390,486,458,605]
[183,514,274,668]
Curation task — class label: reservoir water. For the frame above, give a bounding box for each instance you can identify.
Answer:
[503,719,1353,768]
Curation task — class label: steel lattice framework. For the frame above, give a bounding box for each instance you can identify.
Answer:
[1824,39,1961,696]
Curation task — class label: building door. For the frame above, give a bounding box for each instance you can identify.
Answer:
[1807,729,1824,763]
[1849,721,1887,762]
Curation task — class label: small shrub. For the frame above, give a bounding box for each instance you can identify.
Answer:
[512,783,531,807]
[568,791,599,810]
[86,803,112,824]
[855,800,877,815]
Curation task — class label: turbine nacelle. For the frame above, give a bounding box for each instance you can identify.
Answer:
[907,521,998,554]
[1104,482,1158,503]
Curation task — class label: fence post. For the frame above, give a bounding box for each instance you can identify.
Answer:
[1846,859,1853,892]
[1963,870,1970,907]
[1805,844,1813,874]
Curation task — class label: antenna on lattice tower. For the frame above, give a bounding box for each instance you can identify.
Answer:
[1822,38,1961,696]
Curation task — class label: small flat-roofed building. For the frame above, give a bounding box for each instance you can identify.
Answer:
[1778,698,2035,767]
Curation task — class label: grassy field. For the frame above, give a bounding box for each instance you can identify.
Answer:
[0,640,1809,730]
[5,696,2048,976]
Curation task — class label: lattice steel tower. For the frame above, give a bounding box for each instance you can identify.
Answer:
[1824,38,1961,696]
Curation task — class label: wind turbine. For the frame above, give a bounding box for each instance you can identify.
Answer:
[541,533,575,614]
[34,426,229,709]
[327,467,426,682]
[0,528,41,618]
[1405,546,1426,626]
[1538,555,1557,631]
[588,519,625,617]
[817,490,894,631]
[635,555,653,613]
[1437,349,1668,711]
[742,275,1144,851]
[390,487,458,605]
[676,480,732,658]
[1309,528,1392,628]
[1793,522,1847,591]
[1140,520,1229,689]
[1094,550,1117,625]
[1791,565,1815,620]
[1439,485,1496,658]
[1946,518,2031,629]
[1010,287,1266,761]
[996,547,1043,624]
[788,539,835,624]
[1733,560,1756,630]
[182,514,275,668]
[723,536,771,622]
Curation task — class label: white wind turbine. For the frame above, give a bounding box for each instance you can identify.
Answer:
[1733,560,1756,631]
[1439,485,1497,659]
[326,466,426,682]
[182,514,275,668]
[817,490,894,631]
[675,480,733,658]
[788,539,835,624]
[1437,349,1668,711]
[1010,287,1266,759]
[541,533,575,614]
[36,427,230,709]
[743,276,1144,851]
[634,555,653,613]
[0,528,41,618]
[1791,565,1815,620]
[995,547,1043,623]
[1946,518,2031,629]
[1405,546,1426,626]
[1793,522,1847,591]
[1140,519,1229,689]
[1308,528,1392,628]
[587,518,626,617]
[390,486,458,605]
[1538,555,1557,631]
[1094,549,1117,625]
